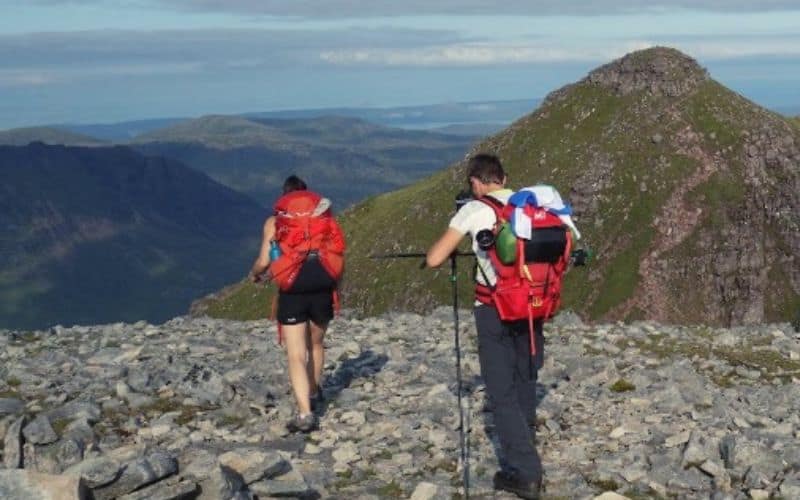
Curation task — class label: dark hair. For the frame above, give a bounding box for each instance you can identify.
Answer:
[282,175,307,194]
[466,153,505,185]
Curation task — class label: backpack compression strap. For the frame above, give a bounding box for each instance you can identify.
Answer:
[473,196,506,303]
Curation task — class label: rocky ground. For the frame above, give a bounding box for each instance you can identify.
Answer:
[1,309,799,499]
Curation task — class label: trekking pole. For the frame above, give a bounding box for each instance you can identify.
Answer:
[450,251,470,499]
[369,249,472,497]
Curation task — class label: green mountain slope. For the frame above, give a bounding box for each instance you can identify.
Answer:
[0,127,106,146]
[0,143,264,329]
[197,47,799,327]
[131,115,476,209]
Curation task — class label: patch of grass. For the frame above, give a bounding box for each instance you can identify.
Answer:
[684,81,745,148]
[609,379,636,393]
[0,390,19,398]
[332,469,358,490]
[138,397,182,416]
[6,377,21,387]
[175,405,209,426]
[589,478,620,492]
[51,418,71,436]
[204,280,274,321]
[625,327,800,385]
[376,480,404,498]
[217,414,246,428]
[624,488,669,500]
[375,449,393,460]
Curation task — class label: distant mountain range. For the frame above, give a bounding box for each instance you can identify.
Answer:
[0,143,264,330]
[129,115,479,209]
[38,99,537,142]
[198,47,800,327]
[1,112,490,210]
[0,127,107,147]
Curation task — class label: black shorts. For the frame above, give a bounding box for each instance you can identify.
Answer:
[277,290,334,326]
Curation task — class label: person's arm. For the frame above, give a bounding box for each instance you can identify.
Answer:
[250,216,276,282]
[426,227,465,268]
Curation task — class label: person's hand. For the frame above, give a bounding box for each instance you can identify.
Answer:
[250,271,266,283]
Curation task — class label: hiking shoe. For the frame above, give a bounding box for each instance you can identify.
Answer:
[493,470,541,500]
[310,386,324,414]
[286,413,318,433]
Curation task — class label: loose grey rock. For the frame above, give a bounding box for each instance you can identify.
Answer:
[2,312,798,499]
[410,481,440,500]
[23,415,59,445]
[199,465,251,500]
[118,478,199,500]
[92,451,178,500]
[63,456,122,489]
[46,401,101,425]
[177,364,235,405]
[779,474,800,498]
[248,466,310,498]
[0,470,90,500]
[3,416,25,469]
[0,398,24,417]
[217,448,290,484]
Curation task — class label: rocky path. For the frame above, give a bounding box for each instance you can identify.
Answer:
[1,310,799,499]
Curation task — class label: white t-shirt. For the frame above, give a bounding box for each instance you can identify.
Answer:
[448,189,513,287]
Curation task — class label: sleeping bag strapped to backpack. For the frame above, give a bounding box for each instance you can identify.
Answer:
[267,190,345,292]
[475,187,574,355]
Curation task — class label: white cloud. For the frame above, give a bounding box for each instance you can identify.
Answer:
[319,36,800,67]
[320,41,655,67]
[0,70,55,87]
[146,0,800,17]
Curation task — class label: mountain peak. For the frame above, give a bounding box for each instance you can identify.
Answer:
[586,46,709,97]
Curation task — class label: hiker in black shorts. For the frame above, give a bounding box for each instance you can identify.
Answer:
[250,175,345,433]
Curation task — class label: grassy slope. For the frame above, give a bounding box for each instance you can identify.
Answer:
[0,126,106,146]
[201,65,799,325]
[0,144,264,329]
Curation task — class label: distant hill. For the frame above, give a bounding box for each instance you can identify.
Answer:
[198,47,799,327]
[244,99,541,128]
[60,117,186,142]
[131,115,477,209]
[0,143,264,330]
[56,99,539,142]
[0,127,106,146]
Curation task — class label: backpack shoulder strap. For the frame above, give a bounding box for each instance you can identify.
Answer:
[477,195,505,221]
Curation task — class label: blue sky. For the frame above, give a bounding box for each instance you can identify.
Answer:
[1,1,799,129]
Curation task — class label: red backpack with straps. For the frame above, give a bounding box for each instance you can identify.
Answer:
[268,190,345,291]
[475,196,572,355]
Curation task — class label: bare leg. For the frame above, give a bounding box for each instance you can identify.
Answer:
[307,320,327,393]
[282,323,311,415]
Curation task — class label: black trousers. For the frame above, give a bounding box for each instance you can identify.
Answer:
[474,304,544,484]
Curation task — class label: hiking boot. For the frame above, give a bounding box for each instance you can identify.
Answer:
[310,385,324,414]
[493,470,541,500]
[286,413,318,433]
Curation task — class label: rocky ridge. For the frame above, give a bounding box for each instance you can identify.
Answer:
[1,311,799,499]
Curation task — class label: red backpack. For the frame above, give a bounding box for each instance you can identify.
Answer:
[268,190,345,291]
[475,196,572,355]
